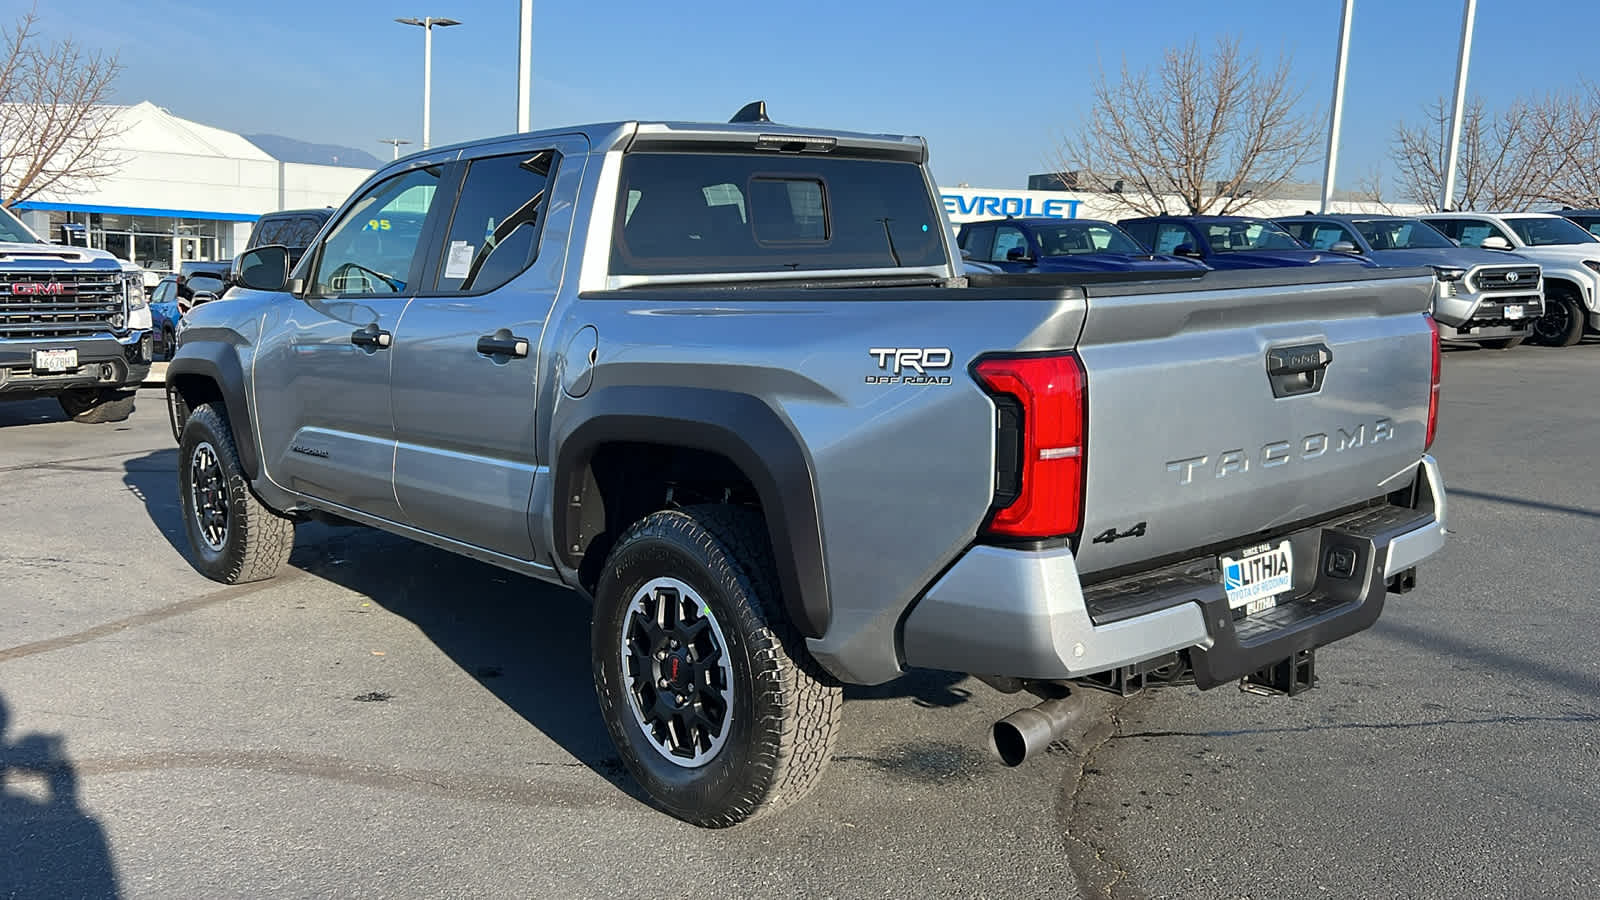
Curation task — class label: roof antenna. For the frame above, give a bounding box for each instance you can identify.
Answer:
[730,100,771,124]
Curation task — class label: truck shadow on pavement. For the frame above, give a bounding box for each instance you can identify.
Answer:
[0,693,121,899]
[119,449,973,801]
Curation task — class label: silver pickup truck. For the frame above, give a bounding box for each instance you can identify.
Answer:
[166,106,1448,827]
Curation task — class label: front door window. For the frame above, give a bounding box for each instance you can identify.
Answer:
[313,166,443,297]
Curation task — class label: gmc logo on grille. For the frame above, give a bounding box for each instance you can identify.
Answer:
[11,282,68,295]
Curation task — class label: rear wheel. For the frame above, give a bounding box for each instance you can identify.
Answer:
[1531,290,1585,347]
[591,505,842,827]
[161,325,176,360]
[57,388,135,424]
[177,402,294,583]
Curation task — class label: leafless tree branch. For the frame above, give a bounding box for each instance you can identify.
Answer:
[0,4,125,208]
[1052,36,1321,216]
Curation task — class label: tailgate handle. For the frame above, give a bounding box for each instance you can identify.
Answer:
[1266,343,1332,397]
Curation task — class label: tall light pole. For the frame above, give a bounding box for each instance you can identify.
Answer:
[379,138,412,160]
[1440,0,1477,211]
[1319,0,1354,214]
[517,0,532,132]
[395,16,461,150]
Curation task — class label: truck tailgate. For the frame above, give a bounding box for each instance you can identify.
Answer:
[1071,267,1436,577]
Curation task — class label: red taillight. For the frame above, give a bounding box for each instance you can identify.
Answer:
[973,354,1086,540]
[1426,315,1441,450]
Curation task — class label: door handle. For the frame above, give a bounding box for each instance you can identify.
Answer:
[477,333,530,358]
[351,327,392,350]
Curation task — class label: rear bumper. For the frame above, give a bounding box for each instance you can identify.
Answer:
[0,331,152,396]
[901,456,1447,686]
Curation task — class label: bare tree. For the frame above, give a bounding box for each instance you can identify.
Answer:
[0,5,123,208]
[1344,164,1399,215]
[1391,95,1576,212]
[1052,37,1321,216]
[1539,82,1600,209]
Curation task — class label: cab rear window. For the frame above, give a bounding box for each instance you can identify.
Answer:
[611,153,945,276]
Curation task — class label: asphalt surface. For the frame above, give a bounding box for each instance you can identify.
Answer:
[2,342,1598,898]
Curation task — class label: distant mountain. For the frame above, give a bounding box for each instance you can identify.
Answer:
[244,134,383,169]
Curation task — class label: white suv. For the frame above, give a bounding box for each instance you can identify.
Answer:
[1424,212,1600,347]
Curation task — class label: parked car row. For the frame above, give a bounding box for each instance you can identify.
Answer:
[149,207,336,360]
[959,209,1600,350]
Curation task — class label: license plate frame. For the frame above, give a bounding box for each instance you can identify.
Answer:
[1505,305,1523,319]
[1221,540,1294,613]
[32,348,78,374]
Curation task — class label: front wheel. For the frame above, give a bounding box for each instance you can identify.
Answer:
[57,388,135,424]
[177,403,294,583]
[1531,293,1585,347]
[591,505,842,827]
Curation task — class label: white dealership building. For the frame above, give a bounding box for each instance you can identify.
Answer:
[10,102,373,274]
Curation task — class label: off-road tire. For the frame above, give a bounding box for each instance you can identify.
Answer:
[57,388,136,424]
[1532,289,1585,347]
[592,505,843,827]
[161,325,176,361]
[1477,336,1523,350]
[177,402,294,584]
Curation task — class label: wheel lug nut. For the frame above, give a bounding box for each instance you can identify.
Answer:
[675,694,688,705]
[655,650,667,661]
[658,677,670,689]
[669,639,679,649]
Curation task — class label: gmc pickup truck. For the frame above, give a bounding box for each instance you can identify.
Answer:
[0,205,153,422]
[166,106,1448,827]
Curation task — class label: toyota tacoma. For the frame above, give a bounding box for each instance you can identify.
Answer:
[166,105,1448,826]
[1277,214,1543,349]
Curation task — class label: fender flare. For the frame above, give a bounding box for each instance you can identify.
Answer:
[166,342,259,480]
[552,386,830,638]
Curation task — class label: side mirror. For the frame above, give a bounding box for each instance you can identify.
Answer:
[1481,235,1513,250]
[176,297,192,316]
[1005,246,1032,262]
[1174,243,1201,258]
[1330,241,1359,253]
[234,245,291,291]
[959,248,974,261]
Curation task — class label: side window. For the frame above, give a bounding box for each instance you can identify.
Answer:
[313,166,443,297]
[1121,221,1155,248]
[1451,219,1507,248]
[961,224,995,259]
[433,150,557,293]
[1279,222,1309,243]
[288,216,325,247]
[1309,224,1356,249]
[1429,219,1462,241]
[1154,224,1191,254]
[153,280,174,303]
[991,226,1029,262]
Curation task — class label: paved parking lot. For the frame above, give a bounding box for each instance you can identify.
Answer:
[3,342,1599,899]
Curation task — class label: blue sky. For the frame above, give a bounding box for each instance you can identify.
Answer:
[13,0,1591,189]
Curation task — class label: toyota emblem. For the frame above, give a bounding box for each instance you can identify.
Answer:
[1506,271,1520,283]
